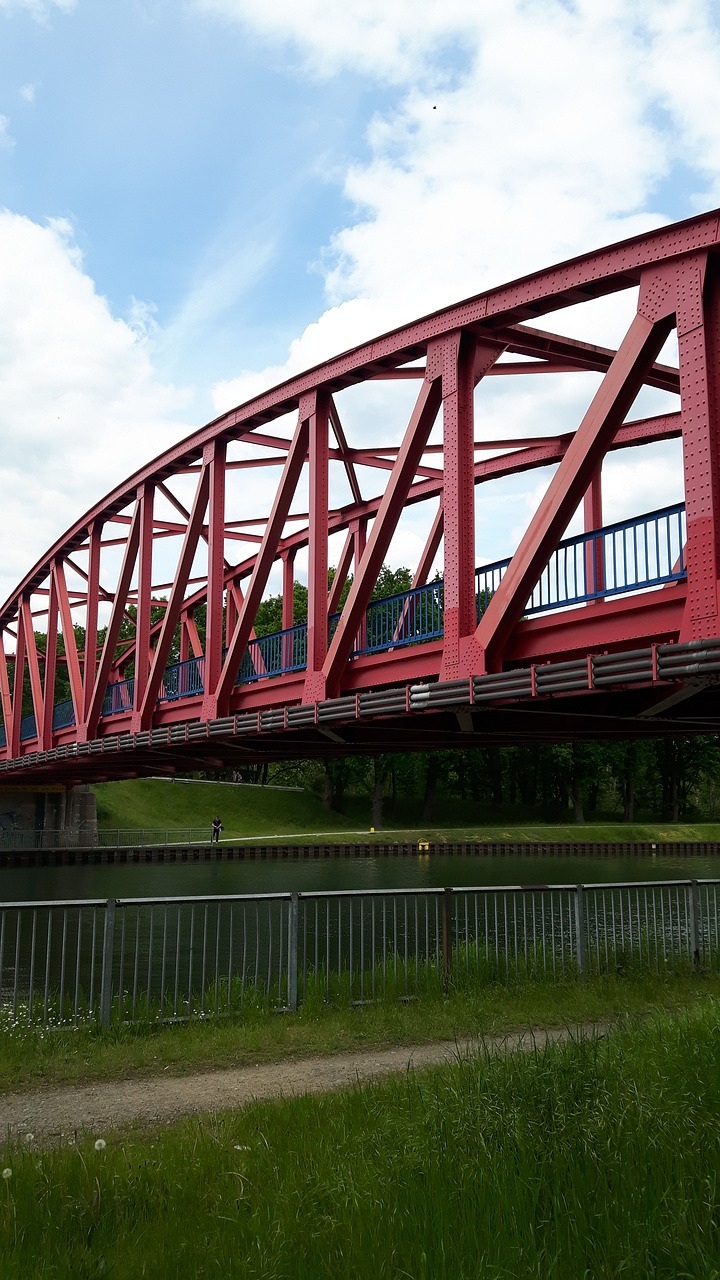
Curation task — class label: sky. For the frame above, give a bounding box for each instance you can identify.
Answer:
[1,0,720,606]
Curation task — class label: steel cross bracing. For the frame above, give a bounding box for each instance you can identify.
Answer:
[3,208,720,784]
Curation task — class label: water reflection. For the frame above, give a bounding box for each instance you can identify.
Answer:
[3,851,720,904]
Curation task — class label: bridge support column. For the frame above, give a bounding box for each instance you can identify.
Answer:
[0,784,97,849]
[441,336,501,680]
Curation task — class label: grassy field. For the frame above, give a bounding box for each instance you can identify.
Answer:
[94,777,351,839]
[93,777,720,845]
[2,998,720,1277]
[3,969,720,1092]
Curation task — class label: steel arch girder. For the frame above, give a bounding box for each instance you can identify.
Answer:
[5,209,720,770]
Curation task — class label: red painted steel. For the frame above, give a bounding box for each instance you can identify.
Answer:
[4,208,720,782]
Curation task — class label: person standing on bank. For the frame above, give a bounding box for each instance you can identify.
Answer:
[211,815,223,843]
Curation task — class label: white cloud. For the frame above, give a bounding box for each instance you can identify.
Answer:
[638,0,720,207]
[211,1,677,414]
[203,1,711,575]
[193,0,482,83]
[0,212,191,603]
[0,116,13,149]
[19,83,37,104]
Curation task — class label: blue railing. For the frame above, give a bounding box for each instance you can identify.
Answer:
[20,713,36,742]
[237,623,308,685]
[476,503,686,615]
[52,698,76,730]
[102,677,135,717]
[1,503,690,744]
[353,582,444,656]
[160,656,205,702]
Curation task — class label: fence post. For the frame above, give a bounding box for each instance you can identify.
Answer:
[574,885,586,979]
[99,897,117,1027]
[442,887,454,995]
[688,880,700,969]
[287,892,299,1012]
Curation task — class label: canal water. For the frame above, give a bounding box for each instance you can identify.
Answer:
[3,851,720,903]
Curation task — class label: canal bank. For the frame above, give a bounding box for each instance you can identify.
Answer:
[3,837,720,870]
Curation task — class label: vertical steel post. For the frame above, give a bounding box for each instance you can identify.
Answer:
[132,481,155,724]
[583,471,604,597]
[282,550,296,672]
[179,611,191,665]
[204,438,227,704]
[100,898,117,1027]
[41,570,59,750]
[442,887,453,994]
[83,519,103,722]
[574,885,587,979]
[304,391,330,702]
[439,331,476,681]
[688,879,700,969]
[9,601,27,758]
[440,335,501,679]
[678,258,720,641]
[287,892,299,1013]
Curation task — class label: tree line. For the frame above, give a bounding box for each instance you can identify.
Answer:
[253,736,720,828]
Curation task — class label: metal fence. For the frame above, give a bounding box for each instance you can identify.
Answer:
[0,827,213,851]
[475,502,687,615]
[0,879,715,1029]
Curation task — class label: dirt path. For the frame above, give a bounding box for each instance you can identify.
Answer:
[0,1023,608,1143]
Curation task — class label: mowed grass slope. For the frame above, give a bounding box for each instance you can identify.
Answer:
[93,778,720,844]
[93,778,353,839]
[3,1002,720,1277]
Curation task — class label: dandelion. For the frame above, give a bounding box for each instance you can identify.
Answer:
[2,1168,11,1180]
[94,1138,107,1152]
[24,1133,34,1143]
[233,1144,250,1152]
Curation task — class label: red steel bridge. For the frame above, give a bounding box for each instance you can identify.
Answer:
[3,208,720,786]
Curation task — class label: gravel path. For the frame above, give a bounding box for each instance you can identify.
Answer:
[0,1022,608,1143]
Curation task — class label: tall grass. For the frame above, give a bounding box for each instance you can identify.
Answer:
[4,928,703,1039]
[3,1003,720,1276]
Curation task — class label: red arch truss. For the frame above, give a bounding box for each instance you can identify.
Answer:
[3,208,720,783]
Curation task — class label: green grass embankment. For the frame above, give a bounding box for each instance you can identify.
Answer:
[93,777,351,840]
[93,779,720,845]
[3,995,720,1276]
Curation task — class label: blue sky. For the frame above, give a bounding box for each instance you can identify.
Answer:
[1,0,720,602]
[0,1,387,389]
